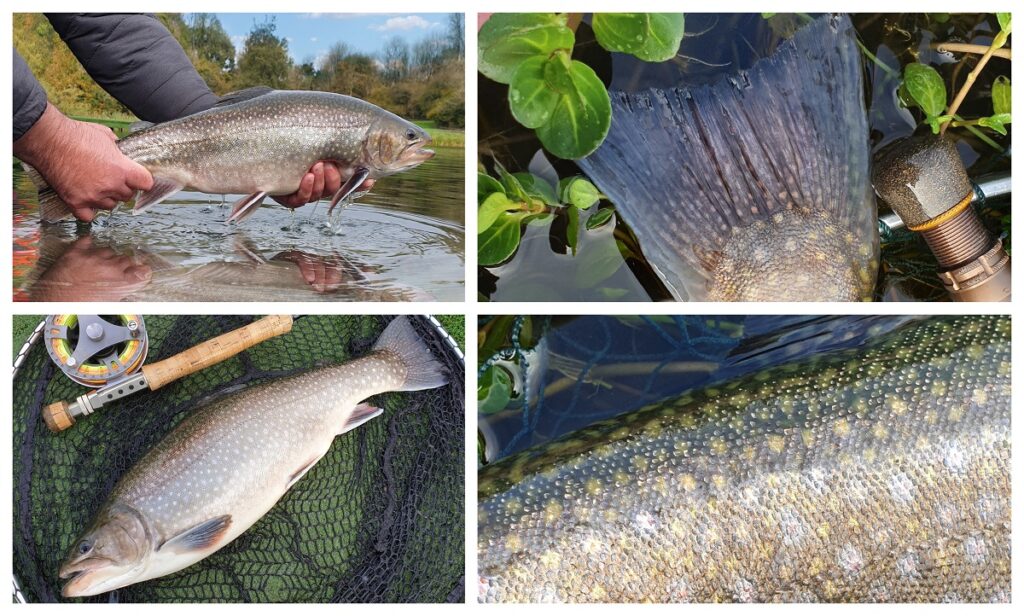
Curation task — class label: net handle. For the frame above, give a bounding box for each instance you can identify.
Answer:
[142,315,293,390]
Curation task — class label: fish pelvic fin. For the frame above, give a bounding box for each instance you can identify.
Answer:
[159,515,232,554]
[134,177,185,214]
[22,163,74,222]
[226,191,268,224]
[578,14,878,301]
[373,317,448,391]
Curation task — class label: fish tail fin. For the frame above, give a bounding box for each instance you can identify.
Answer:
[578,14,877,300]
[21,163,74,222]
[373,316,448,391]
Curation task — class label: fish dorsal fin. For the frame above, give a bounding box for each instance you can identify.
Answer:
[159,515,232,554]
[128,121,154,133]
[214,86,275,108]
[134,177,185,213]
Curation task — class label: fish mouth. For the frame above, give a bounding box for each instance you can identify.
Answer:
[59,558,117,597]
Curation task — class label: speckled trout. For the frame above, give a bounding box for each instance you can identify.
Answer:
[60,317,447,597]
[577,15,877,301]
[478,315,1010,602]
[27,88,434,223]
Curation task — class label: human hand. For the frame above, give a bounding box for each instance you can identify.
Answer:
[275,250,353,293]
[32,236,152,301]
[273,163,376,208]
[13,104,153,222]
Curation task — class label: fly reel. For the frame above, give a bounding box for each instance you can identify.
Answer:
[43,315,148,387]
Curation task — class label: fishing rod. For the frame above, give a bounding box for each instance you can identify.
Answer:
[42,315,294,432]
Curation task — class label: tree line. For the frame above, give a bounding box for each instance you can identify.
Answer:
[14,13,465,128]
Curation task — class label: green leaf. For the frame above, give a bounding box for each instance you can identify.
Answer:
[925,114,953,135]
[494,162,531,203]
[761,13,776,19]
[478,192,523,233]
[997,13,1011,33]
[565,177,602,209]
[478,173,505,205]
[592,13,686,62]
[979,113,1012,136]
[993,76,1011,116]
[509,56,562,129]
[478,365,512,414]
[478,13,574,84]
[513,172,560,206]
[479,212,525,265]
[575,238,625,288]
[585,207,614,230]
[903,63,947,118]
[566,205,580,256]
[535,54,612,159]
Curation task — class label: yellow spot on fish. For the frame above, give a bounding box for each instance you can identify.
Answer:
[873,423,889,439]
[742,445,756,461]
[887,394,908,415]
[585,478,602,497]
[540,550,561,570]
[972,389,988,405]
[544,501,563,523]
[711,474,727,490]
[767,434,786,454]
[863,448,876,463]
[710,437,727,455]
[505,535,522,551]
[504,499,522,515]
[653,477,669,497]
[590,586,607,601]
[833,418,850,437]
[925,409,938,424]
[614,471,630,486]
[680,474,697,492]
[931,381,947,397]
[966,344,985,360]
[817,522,831,540]
[611,427,631,440]
[949,404,965,422]
[645,420,663,438]
[632,455,649,473]
[866,363,885,377]
[801,429,815,448]
[603,509,618,523]
[674,440,690,454]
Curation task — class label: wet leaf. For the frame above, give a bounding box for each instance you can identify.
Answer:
[479,212,525,265]
[592,13,686,62]
[903,63,947,119]
[478,13,574,84]
[479,192,523,233]
[495,162,531,203]
[478,365,512,414]
[566,205,580,256]
[478,173,505,204]
[565,177,602,209]
[514,172,560,206]
[979,113,1011,136]
[575,237,625,288]
[534,53,612,159]
[585,207,614,229]
[509,56,562,129]
[992,76,1011,116]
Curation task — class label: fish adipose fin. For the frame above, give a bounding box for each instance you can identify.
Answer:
[159,515,232,554]
[328,167,370,215]
[226,191,269,223]
[373,317,449,391]
[21,163,73,222]
[578,14,878,301]
[134,177,185,213]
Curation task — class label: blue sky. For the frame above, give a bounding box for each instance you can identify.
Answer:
[212,13,456,67]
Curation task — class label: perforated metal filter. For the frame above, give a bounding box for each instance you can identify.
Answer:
[13,315,465,603]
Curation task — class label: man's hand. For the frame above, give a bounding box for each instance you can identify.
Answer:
[32,236,152,301]
[273,163,376,208]
[14,103,153,222]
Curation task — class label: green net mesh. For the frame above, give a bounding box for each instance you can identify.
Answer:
[13,315,465,603]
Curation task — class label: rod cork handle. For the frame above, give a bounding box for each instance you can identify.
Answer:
[141,315,293,390]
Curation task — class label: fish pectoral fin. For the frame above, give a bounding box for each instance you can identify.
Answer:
[226,192,268,224]
[134,177,185,214]
[159,515,232,554]
[340,402,384,435]
[327,167,371,215]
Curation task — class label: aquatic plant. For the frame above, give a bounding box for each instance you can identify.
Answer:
[478,13,686,159]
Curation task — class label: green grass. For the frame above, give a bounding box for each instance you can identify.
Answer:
[13,315,42,362]
[433,315,465,351]
[422,127,465,148]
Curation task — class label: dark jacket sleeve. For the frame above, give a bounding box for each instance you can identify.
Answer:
[13,49,48,141]
[45,13,219,122]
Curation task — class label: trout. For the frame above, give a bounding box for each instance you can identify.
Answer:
[577,15,878,301]
[60,317,448,597]
[478,315,1010,602]
[26,88,434,224]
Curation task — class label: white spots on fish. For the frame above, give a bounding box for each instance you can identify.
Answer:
[632,510,658,534]
[779,507,808,547]
[964,533,988,565]
[837,543,864,576]
[896,550,920,579]
[887,472,916,505]
[941,440,971,474]
[935,502,961,527]
[845,476,871,505]
[732,576,757,602]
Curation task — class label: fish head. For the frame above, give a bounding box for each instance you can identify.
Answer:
[60,504,152,597]
[365,115,434,175]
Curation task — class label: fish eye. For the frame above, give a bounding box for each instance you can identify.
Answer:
[406,129,417,141]
[77,540,93,555]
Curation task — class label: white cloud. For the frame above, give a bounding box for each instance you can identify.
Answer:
[370,16,440,32]
[310,36,318,42]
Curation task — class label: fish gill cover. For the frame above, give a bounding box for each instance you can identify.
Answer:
[13,315,464,603]
[577,14,878,301]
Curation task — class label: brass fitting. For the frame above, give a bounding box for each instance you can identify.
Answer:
[872,135,1010,302]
